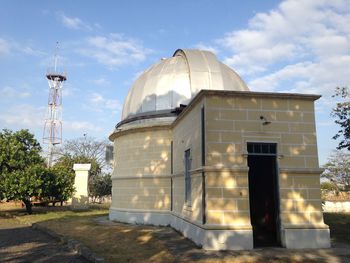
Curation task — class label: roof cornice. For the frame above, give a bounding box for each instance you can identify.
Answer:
[172,89,321,127]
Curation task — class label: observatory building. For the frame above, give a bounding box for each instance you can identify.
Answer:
[109,49,330,250]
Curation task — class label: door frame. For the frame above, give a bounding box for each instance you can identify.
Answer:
[246,142,281,247]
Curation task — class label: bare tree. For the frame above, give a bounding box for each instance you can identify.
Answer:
[322,150,350,191]
[57,136,112,172]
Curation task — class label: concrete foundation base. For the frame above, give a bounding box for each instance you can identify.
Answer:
[109,208,253,250]
[109,209,171,226]
[282,228,331,249]
[110,209,332,250]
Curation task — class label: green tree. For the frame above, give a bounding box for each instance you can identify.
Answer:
[54,136,113,199]
[54,154,101,195]
[332,87,350,151]
[0,129,45,214]
[89,174,112,202]
[321,181,338,192]
[41,165,75,206]
[322,151,350,191]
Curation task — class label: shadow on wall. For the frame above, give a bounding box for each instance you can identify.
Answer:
[126,90,189,118]
[203,96,327,249]
[205,96,322,227]
[115,94,326,248]
[113,128,172,210]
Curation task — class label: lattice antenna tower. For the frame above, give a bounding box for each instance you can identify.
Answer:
[43,42,67,167]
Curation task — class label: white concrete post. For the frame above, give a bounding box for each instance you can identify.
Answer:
[71,163,91,210]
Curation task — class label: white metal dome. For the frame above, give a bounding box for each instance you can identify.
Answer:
[121,49,249,121]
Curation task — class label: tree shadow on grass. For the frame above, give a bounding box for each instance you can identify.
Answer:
[2,206,350,263]
[0,218,88,262]
[35,213,350,263]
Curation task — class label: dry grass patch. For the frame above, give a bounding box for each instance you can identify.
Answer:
[0,202,107,225]
[39,217,174,263]
[1,202,174,262]
[2,202,349,263]
[39,216,346,263]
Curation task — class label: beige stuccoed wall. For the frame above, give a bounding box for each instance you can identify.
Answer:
[205,96,319,168]
[172,172,203,223]
[109,90,328,249]
[110,93,325,228]
[279,170,323,226]
[172,102,203,223]
[205,95,326,228]
[112,177,171,210]
[111,128,172,211]
[173,103,203,175]
[205,169,251,227]
[113,129,172,177]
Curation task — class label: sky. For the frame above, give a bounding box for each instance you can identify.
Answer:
[0,0,349,165]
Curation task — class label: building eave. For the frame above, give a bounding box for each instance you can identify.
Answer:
[172,89,321,127]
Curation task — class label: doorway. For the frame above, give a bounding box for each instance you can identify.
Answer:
[247,142,280,247]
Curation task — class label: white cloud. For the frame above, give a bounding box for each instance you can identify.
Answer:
[21,46,46,56]
[215,0,350,99]
[0,38,10,56]
[77,34,152,68]
[0,103,103,137]
[105,99,122,111]
[0,38,45,57]
[0,86,31,98]
[64,120,103,133]
[60,13,92,31]
[62,86,74,97]
[93,77,110,86]
[90,92,104,104]
[89,92,122,112]
[0,104,44,130]
[194,43,218,54]
[248,62,315,92]
[248,54,350,95]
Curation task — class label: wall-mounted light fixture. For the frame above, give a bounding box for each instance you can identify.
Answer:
[260,115,271,125]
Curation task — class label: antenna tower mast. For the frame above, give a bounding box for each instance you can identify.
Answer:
[43,42,67,167]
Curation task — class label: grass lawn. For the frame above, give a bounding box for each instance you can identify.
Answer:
[0,202,108,225]
[1,202,350,263]
[29,214,350,263]
[0,202,174,263]
[324,212,350,244]
[39,216,174,263]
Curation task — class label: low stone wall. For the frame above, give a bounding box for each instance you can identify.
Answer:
[322,201,350,212]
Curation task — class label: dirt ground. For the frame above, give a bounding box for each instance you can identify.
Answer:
[92,216,350,263]
[0,216,88,263]
[38,214,350,263]
[1,202,350,263]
